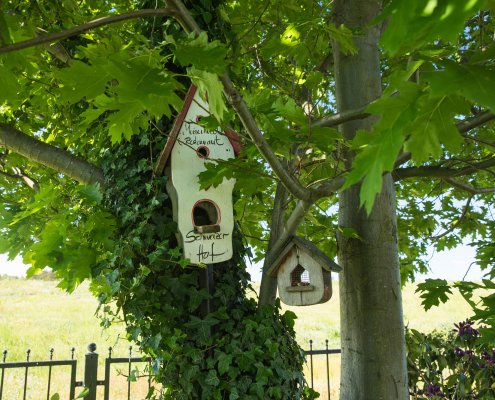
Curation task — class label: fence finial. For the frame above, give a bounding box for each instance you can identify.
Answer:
[88,343,97,353]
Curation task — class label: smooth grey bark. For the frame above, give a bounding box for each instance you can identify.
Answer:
[259,182,289,305]
[0,123,105,186]
[332,0,408,399]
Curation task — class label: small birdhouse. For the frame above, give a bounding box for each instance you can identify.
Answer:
[155,85,240,264]
[266,236,342,306]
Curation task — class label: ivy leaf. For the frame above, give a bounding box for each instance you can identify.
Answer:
[416,279,453,311]
[189,66,227,122]
[185,315,219,341]
[205,370,220,387]
[218,353,233,375]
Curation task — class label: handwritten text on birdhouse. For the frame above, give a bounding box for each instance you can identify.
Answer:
[161,86,237,264]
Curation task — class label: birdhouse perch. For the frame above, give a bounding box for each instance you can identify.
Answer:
[267,236,342,306]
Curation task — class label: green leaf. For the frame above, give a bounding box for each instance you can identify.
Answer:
[272,97,307,126]
[345,127,404,213]
[189,67,227,122]
[57,60,110,103]
[78,184,103,205]
[405,95,467,163]
[282,310,297,329]
[380,0,484,56]
[218,353,233,375]
[174,32,228,74]
[0,58,21,103]
[338,226,361,239]
[428,61,495,112]
[75,387,90,399]
[416,279,453,311]
[345,80,423,212]
[50,394,60,400]
[106,102,146,143]
[205,370,220,387]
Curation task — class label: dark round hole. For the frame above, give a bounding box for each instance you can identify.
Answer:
[196,146,209,158]
[193,200,219,226]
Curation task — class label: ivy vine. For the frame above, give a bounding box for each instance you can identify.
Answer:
[90,133,317,399]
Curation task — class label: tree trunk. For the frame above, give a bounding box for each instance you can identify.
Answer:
[332,0,409,399]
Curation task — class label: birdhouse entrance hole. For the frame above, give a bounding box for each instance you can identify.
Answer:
[196,146,209,158]
[192,200,221,233]
[287,264,314,292]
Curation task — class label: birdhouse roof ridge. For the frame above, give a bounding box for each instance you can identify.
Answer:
[154,84,241,176]
[266,236,342,277]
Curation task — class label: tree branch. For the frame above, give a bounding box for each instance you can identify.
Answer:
[0,124,105,186]
[0,166,40,191]
[166,0,312,203]
[444,178,495,195]
[259,182,289,305]
[430,196,472,240]
[312,105,370,128]
[0,8,176,54]
[166,0,347,306]
[393,157,495,180]
[457,111,495,133]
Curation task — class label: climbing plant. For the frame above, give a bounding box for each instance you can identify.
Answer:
[91,136,315,398]
[1,0,495,399]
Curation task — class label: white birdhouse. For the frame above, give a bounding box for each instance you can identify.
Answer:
[266,236,342,306]
[155,85,240,264]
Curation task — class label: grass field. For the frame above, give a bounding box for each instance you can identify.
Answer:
[0,276,477,399]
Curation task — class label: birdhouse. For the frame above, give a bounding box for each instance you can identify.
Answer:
[155,85,241,264]
[266,236,342,306]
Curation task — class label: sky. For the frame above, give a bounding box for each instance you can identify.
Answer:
[1,243,484,281]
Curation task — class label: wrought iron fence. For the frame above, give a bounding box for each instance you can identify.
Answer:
[0,341,340,399]
[305,340,341,400]
[0,344,156,400]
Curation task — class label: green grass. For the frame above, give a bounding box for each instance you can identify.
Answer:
[0,276,478,399]
[0,277,153,399]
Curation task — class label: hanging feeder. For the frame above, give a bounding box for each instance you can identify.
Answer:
[266,236,342,306]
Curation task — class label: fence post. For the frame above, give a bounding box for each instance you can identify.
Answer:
[84,343,98,400]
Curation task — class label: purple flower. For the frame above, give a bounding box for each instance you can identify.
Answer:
[454,320,480,338]
[424,384,443,398]
[454,347,465,357]
[480,350,495,368]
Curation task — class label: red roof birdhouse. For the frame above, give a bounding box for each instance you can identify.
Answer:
[156,85,240,264]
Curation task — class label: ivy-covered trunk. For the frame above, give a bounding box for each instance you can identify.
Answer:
[332,0,409,398]
[97,137,315,399]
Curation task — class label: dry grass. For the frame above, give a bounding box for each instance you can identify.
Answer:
[0,277,477,399]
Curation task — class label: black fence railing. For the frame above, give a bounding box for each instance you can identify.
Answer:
[305,340,341,400]
[0,348,77,400]
[0,342,340,399]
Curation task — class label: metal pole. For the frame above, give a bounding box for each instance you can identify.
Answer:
[84,343,98,400]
